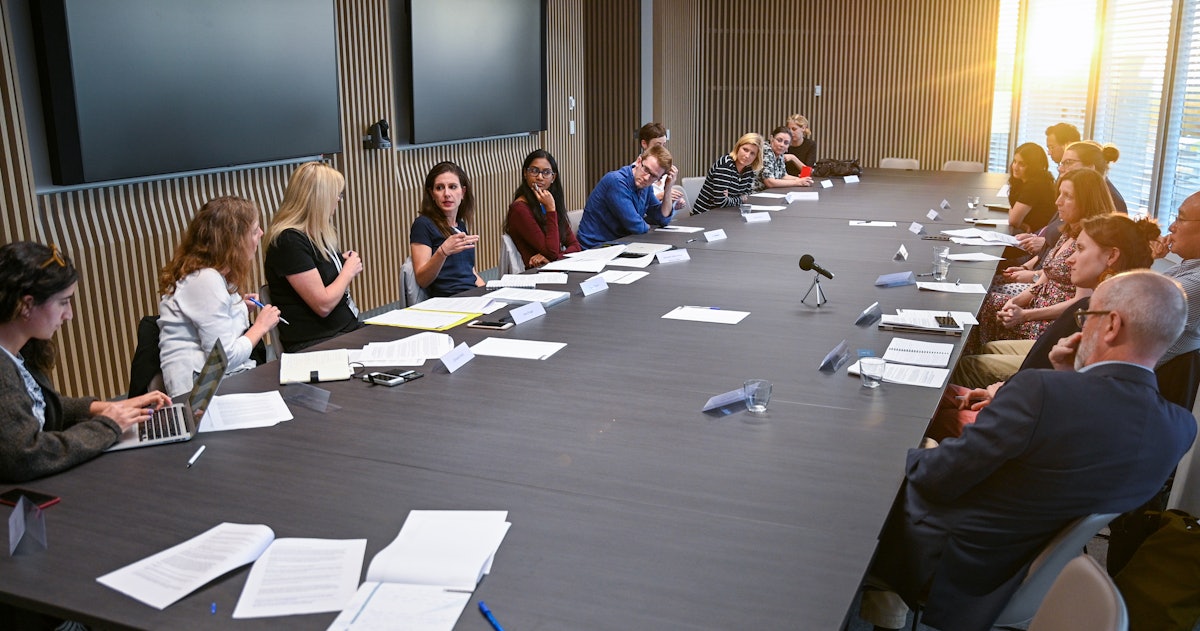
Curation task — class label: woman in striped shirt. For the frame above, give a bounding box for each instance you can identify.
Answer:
[691,133,763,215]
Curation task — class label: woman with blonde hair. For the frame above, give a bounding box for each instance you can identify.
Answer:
[692,133,763,215]
[158,196,281,397]
[785,113,816,172]
[265,162,362,351]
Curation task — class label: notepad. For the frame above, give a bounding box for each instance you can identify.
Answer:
[846,361,950,388]
[279,349,353,384]
[329,511,511,631]
[486,287,570,306]
[470,337,566,360]
[882,338,954,368]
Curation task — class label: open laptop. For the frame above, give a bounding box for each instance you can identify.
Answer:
[106,344,228,451]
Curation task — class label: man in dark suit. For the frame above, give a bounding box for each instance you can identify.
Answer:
[860,270,1198,631]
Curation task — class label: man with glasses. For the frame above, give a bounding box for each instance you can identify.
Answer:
[577,144,676,248]
[861,271,1196,631]
[1045,122,1080,165]
[1155,191,1200,364]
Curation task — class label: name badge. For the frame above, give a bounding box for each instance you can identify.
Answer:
[843,175,860,184]
[440,342,475,373]
[509,301,546,324]
[894,244,909,261]
[926,209,941,221]
[939,199,951,210]
[657,249,691,263]
[703,229,727,242]
[579,275,609,296]
[743,212,771,223]
[908,221,926,235]
[820,179,833,189]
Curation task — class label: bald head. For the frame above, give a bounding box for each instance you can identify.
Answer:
[1080,270,1187,368]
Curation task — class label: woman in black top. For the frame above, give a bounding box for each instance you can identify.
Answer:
[785,114,817,174]
[1007,142,1056,233]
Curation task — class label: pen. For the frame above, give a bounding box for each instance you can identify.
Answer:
[955,278,961,285]
[916,272,934,277]
[247,296,290,325]
[686,238,699,243]
[186,445,206,468]
[479,601,505,631]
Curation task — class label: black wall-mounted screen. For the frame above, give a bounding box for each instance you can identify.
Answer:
[406,0,546,145]
[31,0,342,185]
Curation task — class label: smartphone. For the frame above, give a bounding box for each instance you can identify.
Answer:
[362,370,423,386]
[0,488,61,509]
[467,320,514,331]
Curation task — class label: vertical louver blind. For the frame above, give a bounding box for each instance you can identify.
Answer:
[989,0,1021,173]
[1161,0,1200,224]
[1093,0,1174,217]
[1013,0,1095,160]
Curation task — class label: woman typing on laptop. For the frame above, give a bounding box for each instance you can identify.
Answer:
[0,242,170,482]
[158,196,281,398]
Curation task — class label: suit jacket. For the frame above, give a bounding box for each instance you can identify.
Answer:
[871,363,1197,631]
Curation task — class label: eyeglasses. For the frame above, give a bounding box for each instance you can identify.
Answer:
[39,244,66,269]
[1060,158,1081,168]
[635,162,664,180]
[1074,308,1113,327]
[338,191,345,201]
[525,167,556,179]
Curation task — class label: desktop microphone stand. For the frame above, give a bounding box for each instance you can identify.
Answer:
[802,273,828,307]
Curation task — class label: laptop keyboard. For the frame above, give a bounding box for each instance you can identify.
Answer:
[140,407,184,442]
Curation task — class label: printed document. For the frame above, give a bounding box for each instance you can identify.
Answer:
[470,337,566,360]
[661,306,750,325]
[847,361,949,388]
[364,309,477,331]
[198,392,293,432]
[233,538,365,618]
[882,338,954,368]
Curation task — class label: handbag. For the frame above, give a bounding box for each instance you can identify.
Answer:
[813,158,862,178]
[1113,509,1200,631]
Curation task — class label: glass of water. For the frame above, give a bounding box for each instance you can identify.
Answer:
[744,379,772,413]
[859,358,886,388]
[967,196,982,219]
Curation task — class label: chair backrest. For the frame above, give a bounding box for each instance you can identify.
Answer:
[993,512,1121,627]
[1155,348,1200,409]
[879,157,920,170]
[681,176,705,215]
[499,234,524,276]
[257,284,282,362]
[942,160,986,173]
[567,209,584,234]
[1027,555,1128,631]
[127,315,163,398]
[401,258,428,308]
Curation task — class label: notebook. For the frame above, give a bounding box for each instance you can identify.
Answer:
[620,242,673,257]
[106,344,228,452]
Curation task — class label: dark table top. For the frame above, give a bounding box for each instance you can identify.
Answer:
[0,170,1012,630]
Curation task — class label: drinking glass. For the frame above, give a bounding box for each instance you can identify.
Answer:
[744,379,772,412]
[859,358,886,388]
[933,259,950,281]
[967,196,982,219]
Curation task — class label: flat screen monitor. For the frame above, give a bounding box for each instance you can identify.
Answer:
[31,0,342,185]
[406,0,546,145]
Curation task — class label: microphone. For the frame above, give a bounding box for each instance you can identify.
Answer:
[798,254,834,280]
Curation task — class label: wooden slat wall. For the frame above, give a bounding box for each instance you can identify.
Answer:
[583,0,640,187]
[0,0,587,398]
[656,0,1000,179]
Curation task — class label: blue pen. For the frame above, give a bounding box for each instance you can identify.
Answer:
[247,296,290,325]
[479,601,505,631]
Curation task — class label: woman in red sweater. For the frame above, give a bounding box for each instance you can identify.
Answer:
[504,150,581,268]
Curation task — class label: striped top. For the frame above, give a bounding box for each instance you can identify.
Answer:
[1162,257,1200,364]
[692,154,758,215]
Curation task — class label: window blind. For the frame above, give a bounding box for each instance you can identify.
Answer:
[1160,0,1200,224]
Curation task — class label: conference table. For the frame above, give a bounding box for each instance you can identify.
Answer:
[0,169,1011,630]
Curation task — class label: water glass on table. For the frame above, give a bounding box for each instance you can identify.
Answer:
[967,195,983,219]
[744,379,772,412]
[932,246,950,281]
[859,358,886,388]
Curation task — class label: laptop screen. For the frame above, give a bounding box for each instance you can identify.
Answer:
[189,344,228,414]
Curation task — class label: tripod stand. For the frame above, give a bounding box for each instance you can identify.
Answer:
[802,272,828,307]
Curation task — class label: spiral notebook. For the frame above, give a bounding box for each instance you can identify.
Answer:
[881,338,954,368]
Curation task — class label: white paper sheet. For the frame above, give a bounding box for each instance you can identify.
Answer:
[198,392,293,433]
[470,337,567,360]
[849,221,898,227]
[564,245,627,260]
[847,361,950,388]
[605,253,656,268]
[366,511,510,590]
[916,282,988,294]
[97,523,275,610]
[410,297,502,314]
[233,538,366,618]
[749,204,786,211]
[750,192,787,199]
[529,272,569,284]
[348,332,454,367]
[785,191,819,202]
[883,338,954,368]
[947,252,1003,262]
[326,583,470,631]
[661,306,750,325]
[595,270,649,284]
[897,308,979,326]
[655,225,705,233]
[485,276,536,288]
[539,258,606,272]
[486,287,570,305]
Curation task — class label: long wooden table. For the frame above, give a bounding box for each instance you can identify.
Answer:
[0,169,1009,630]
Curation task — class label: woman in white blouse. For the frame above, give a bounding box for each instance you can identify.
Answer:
[158,196,281,398]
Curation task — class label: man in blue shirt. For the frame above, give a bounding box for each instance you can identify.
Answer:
[577,145,676,248]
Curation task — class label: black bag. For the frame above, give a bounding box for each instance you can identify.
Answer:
[813,158,862,178]
[1113,510,1200,631]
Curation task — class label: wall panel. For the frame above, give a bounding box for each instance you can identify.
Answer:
[584,0,640,187]
[0,0,587,397]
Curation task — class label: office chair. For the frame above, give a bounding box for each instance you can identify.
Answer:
[880,158,920,170]
[991,512,1120,628]
[499,234,524,276]
[257,284,282,362]
[401,258,428,309]
[567,209,584,234]
[1027,555,1128,631]
[1155,348,1200,410]
[942,160,985,173]
[681,176,705,215]
[126,315,164,398]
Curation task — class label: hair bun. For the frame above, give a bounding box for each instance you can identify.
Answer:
[1102,144,1121,163]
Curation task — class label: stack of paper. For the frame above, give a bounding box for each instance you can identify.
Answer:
[348,332,455,367]
[410,297,503,314]
[364,309,477,331]
[329,511,511,631]
[940,228,1020,247]
[470,337,566,360]
[846,360,950,388]
[661,305,750,324]
[882,338,954,367]
[198,392,293,432]
[486,287,571,306]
